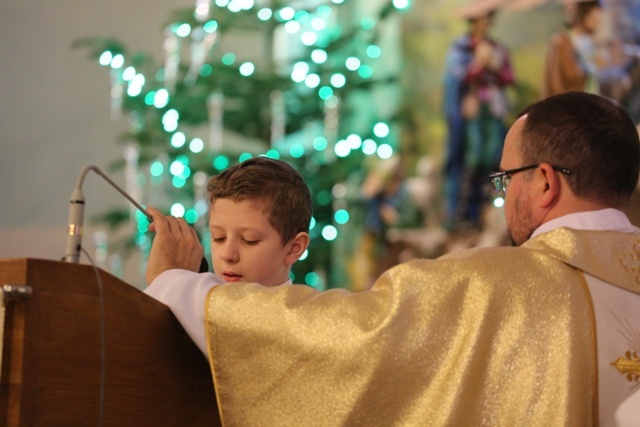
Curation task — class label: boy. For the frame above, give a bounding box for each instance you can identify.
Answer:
[206,156,311,287]
[144,156,312,354]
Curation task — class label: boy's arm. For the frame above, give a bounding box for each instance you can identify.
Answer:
[145,269,224,357]
[144,205,216,356]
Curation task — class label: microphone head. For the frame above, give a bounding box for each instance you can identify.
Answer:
[64,188,86,263]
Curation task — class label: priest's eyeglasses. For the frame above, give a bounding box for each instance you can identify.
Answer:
[489,164,572,193]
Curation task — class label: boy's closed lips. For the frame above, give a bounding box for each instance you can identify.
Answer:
[222,271,243,282]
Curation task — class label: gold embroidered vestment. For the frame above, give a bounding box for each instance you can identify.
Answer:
[205,228,640,426]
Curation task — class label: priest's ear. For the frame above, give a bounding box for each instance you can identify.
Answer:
[285,232,310,265]
[537,163,562,208]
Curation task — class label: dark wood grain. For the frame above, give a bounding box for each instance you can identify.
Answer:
[0,258,220,426]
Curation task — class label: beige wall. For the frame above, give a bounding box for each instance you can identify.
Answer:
[0,0,193,286]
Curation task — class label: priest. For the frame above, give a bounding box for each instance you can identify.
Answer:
[146,92,640,426]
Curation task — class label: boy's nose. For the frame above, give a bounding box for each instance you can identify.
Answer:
[220,242,239,263]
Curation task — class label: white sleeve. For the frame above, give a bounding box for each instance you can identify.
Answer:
[615,388,640,427]
[144,269,224,358]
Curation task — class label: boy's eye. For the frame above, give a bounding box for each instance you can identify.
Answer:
[242,237,259,245]
[212,237,226,243]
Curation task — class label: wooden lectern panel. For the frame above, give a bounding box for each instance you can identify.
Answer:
[0,258,220,426]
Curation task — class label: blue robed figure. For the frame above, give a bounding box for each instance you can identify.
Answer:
[442,6,515,231]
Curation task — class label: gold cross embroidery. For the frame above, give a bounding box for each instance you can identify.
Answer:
[611,312,640,387]
[612,351,640,385]
[621,241,640,286]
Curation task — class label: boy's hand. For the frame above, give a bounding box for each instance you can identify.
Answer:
[145,206,205,285]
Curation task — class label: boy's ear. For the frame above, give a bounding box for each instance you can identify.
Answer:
[285,232,310,265]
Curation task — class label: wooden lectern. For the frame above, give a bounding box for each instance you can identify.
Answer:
[0,258,221,426]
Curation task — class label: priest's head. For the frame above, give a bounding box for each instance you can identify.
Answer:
[492,92,640,246]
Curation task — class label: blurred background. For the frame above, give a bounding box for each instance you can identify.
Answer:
[2,0,639,289]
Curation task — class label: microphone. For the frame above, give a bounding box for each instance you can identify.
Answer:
[64,165,209,273]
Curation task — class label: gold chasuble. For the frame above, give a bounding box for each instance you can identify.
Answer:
[205,227,640,426]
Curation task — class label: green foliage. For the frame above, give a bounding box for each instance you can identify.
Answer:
[76,0,405,288]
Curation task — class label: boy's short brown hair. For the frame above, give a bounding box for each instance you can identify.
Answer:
[207,157,313,244]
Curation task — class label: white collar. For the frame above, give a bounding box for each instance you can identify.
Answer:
[531,208,638,239]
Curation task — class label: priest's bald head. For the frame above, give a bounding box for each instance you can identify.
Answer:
[491,92,640,246]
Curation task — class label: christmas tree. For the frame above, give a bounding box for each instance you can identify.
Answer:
[76,0,411,289]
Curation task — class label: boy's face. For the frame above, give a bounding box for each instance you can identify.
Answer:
[208,198,295,287]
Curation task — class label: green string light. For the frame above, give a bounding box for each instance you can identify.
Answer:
[189,138,204,153]
[285,21,301,34]
[322,225,338,241]
[305,272,320,287]
[98,51,112,66]
[213,155,230,170]
[239,152,253,162]
[171,132,186,148]
[265,149,280,159]
[221,52,236,65]
[144,91,156,106]
[361,18,375,30]
[358,65,374,79]
[203,20,218,33]
[295,10,310,23]
[366,45,382,59]
[239,62,255,76]
[176,23,192,37]
[301,31,318,46]
[377,143,394,159]
[162,109,178,124]
[345,57,361,71]
[335,209,350,224]
[185,209,199,224]
[313,136,328,151]
[150,162,164,177]
[171,203,186,217]
[110,54,124,69]
[200,64,213,77]
[330,73,346,88]
[122,66,136,81]
[362,139,377,155]
[318,86,333,100]
[290,144,305,158]
[154,89,170,108]
[392,0,410,10]
[334,140,351,157]
[135,233,149,246]
[172,176,187,188]
[257,8,272,21]
[373,122,390,138]
[176,154,190,165]
[311,49,327,64]
[278,7,296,21]
[316,5,332,17]
[305,74,320,88]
